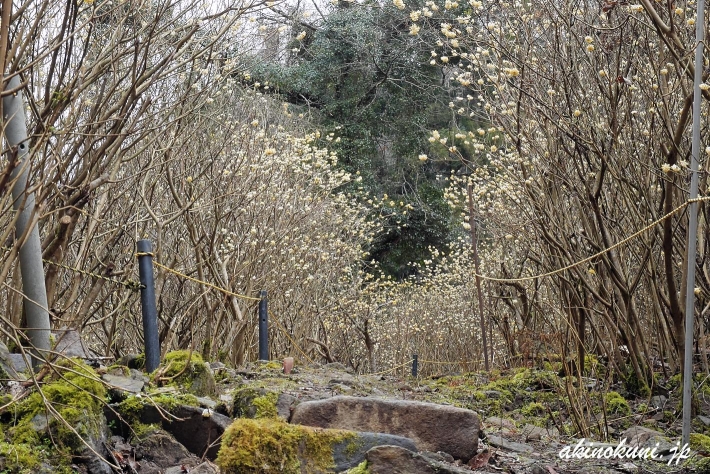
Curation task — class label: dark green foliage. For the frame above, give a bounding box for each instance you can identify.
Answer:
[369,183,453,277]
[247,2,475,277]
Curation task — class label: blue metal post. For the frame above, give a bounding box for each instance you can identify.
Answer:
[137,240,160,372]
[259,290,268,361]
[412,354,418,377]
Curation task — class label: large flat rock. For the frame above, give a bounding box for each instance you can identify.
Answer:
[290,396,479,461]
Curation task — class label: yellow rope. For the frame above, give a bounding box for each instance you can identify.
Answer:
[136,254,260,301]
[1,246,142,290]
[267,313,316,365]
[43,258,142,290]
[370,358,414,376]
[419,359,486,365]
[474,195,710,283]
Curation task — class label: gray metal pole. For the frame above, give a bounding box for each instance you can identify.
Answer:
[468,184,490,371]
[137,240,160,372]
[258,290,268,361]
[412,354,418,378]
[2,75,50,367]
[682,0,706,446]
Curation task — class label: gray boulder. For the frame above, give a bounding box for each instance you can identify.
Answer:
[620,426,676,455]
[290,395,479,461]
[365,445,483,474]
[132,428,198,474]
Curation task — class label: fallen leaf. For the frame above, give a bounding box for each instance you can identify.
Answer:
[469,449,492,468]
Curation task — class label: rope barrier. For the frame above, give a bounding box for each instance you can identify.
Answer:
[370,358,415,376]
[267,313,316,365]
[135,253,260,301]
[473,195,710,283]
[44,257,142,290]
[419,359,486,365]
[1,245,142,290]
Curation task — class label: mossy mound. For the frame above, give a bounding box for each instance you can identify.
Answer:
[424,368,559,418]
[217,417,358,473]
[115,391,200,437]
[3,359,106,472]
[154,350,216,396]
[605,391,631,416]
[691,433,710,455]
[232,387,279,419]
[684,455,710,474]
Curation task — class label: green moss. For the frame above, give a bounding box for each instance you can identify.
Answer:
[106,364,131,376]
[605,391,631,416]
[134,353,146,370]
[217,418,357,474]
[583,355,604,377]
[161,350,205,376]
[0,441,41,473]
[690,433,710,454]
[624,369,650,398]
[10,359,106,450]
[117,392,200,423]
[232,387,279,419]
[684,455,710,474]
[2,359,105,472]
[262,361,283,371]
[345,461,370,474]
[154,351,215,396]
[521,402,545,417]
[152,392,199,410]
[471,391,486,401]
[132,423,161,438]
[252,392,279,419]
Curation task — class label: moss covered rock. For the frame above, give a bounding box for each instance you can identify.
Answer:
[232,387,279,419]
[605,391,631,416]
[690,433,710,455]
[217,418,417,473]
[155,350,217,397]
[4,359,109,473]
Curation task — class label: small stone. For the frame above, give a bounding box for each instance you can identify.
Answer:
[324,362,353,373]
[276,393,297,421]
[53,329,99,360]
[620,426,676,455]
[196,396,217,409]
[484,416,516,430]
[523,424,543,441]
[698,415,710,426]
[529,464,547,474]
[650,395,667,408]
[102,373,144,394]
[116,353,145,370]
[484,390,502,399]
[487,435,535,453]
[6,353,29,376]
[133,428,195,474]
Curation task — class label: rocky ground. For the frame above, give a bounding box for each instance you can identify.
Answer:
[209,360,708,474]
[0,338,708,473]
